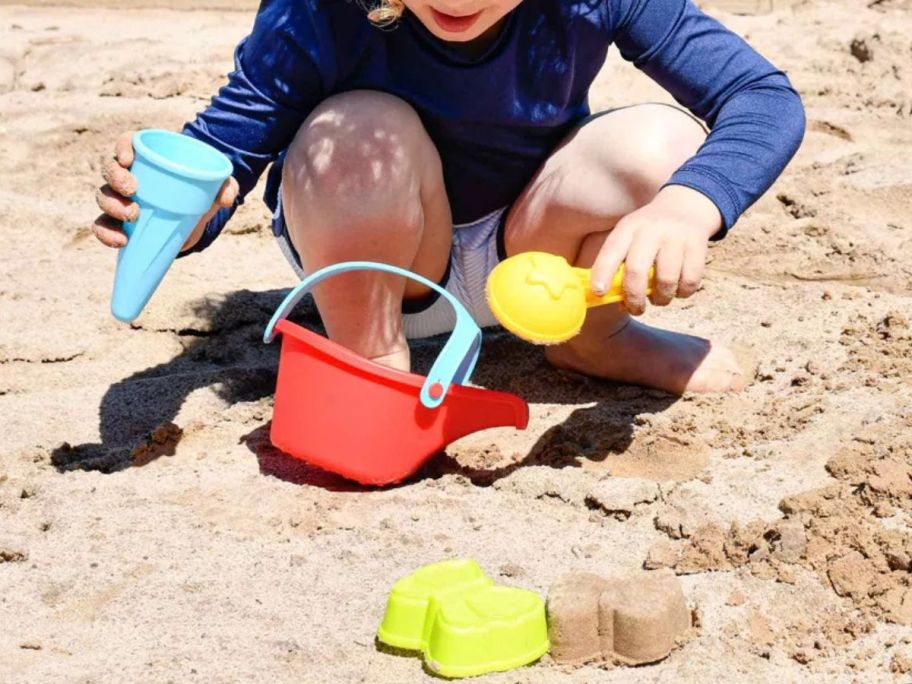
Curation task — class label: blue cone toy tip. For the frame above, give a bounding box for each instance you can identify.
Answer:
[111,129,232,322]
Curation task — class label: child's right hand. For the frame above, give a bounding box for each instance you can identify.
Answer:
[92,131,238,252]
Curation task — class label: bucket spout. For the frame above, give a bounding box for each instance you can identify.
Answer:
[439,387,530,445]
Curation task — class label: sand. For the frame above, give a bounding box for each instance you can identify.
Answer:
[1,0,911,681]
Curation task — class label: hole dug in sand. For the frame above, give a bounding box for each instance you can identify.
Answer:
[547,569,693,667]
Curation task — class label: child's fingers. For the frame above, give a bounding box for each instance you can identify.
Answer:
[216,177,239,208]
[102,159,138,197]
[590,221,633,295]
[622,234,661,316]
[96,184,140,223]
[114,131,135,168]
[677,246,706,298]
[650,240,683,306]
[92,214,128,248]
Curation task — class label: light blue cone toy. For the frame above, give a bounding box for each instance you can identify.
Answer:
[111,129,233,322]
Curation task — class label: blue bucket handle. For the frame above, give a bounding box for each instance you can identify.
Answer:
[263,261,482,410]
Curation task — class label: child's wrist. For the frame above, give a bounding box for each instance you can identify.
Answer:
[653,185,724,240]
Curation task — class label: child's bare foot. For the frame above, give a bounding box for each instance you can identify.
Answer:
[545,309,745,395]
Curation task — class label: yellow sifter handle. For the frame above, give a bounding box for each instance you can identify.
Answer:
[573,264,656,308]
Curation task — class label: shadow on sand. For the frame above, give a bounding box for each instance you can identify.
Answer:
[52,288,680,488]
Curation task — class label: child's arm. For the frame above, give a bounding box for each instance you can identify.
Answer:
[590,0,806,312]
[94,1,330,254]
[177,0,329,254]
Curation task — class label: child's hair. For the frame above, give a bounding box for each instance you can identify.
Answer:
[366,0,405,27]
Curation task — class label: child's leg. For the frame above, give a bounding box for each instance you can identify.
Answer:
[281,91,452,371]
[504,104,745,394]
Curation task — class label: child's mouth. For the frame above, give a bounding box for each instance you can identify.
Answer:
[430,8,483,33]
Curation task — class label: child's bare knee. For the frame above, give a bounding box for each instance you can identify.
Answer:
[282,90,434,229]
[601,106,706,203]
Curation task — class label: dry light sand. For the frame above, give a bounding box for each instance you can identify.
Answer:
[1,0,911,681]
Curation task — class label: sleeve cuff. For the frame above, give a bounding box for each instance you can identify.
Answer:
[176,204,236,258]
[662,166,742,241]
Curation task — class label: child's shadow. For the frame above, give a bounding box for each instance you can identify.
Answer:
[51,290,680,487]
[407,327,681,486]
[50,289,292,474]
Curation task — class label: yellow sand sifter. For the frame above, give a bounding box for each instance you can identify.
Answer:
[486,251,656,344]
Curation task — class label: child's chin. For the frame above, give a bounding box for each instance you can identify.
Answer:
[424,26,487,42]
[440,31,485,42]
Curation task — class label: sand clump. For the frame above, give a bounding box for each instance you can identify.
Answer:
[0,547,29,563]
[893,652,912,675]
[547,570,692,667]
[129,421,184,467]
[839,310,912,388]
[583,477,662,520]
[652,407,912,653]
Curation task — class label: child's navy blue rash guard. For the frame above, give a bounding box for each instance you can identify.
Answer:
[181,0,805,254]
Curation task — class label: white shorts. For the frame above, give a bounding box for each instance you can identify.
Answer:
[274,202,505,339]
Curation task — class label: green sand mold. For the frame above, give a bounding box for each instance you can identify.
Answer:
[377,559,550,678]
[378,559,493,650]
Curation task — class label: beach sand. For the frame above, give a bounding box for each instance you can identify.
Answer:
[1,0,911,680]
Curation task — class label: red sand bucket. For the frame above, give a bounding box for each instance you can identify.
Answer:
[263,262,529,486]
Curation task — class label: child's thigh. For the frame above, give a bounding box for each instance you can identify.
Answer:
[504,103,706,257]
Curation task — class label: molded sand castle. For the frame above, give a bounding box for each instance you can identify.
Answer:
[547,570,693,666]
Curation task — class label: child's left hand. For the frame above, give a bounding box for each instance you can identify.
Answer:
[589,185,724,316]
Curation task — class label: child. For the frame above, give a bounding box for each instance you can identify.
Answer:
[94,0,805,394]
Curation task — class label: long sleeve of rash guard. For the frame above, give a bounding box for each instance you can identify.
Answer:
[179,0,330,254]
[611,0,806,237]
